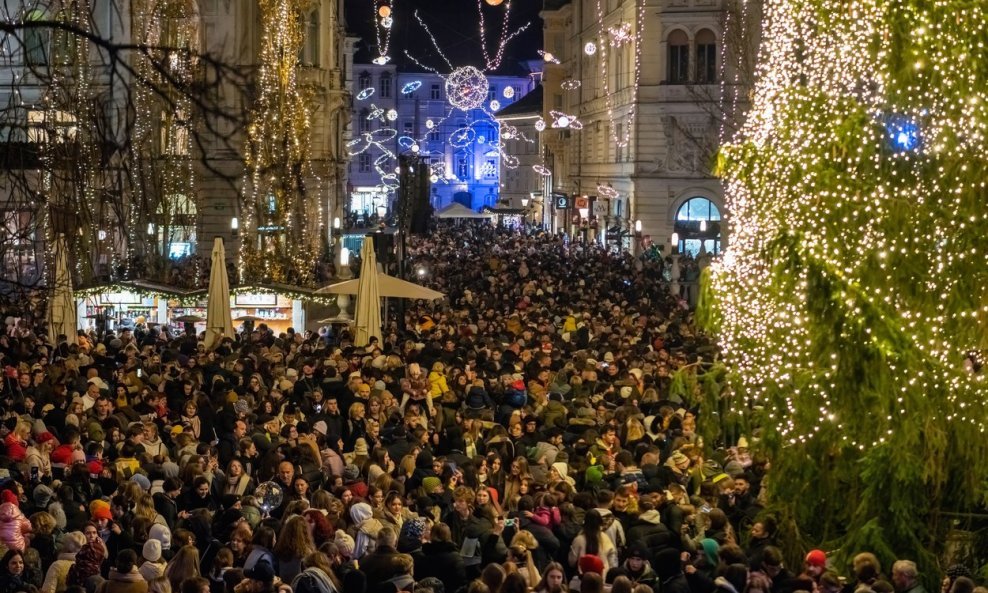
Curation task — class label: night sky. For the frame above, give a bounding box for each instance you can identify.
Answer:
[344,0,544,76]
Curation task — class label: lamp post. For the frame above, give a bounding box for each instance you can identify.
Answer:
[669,232,681,298]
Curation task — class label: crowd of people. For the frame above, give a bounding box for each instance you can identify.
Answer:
[0,224,981,593]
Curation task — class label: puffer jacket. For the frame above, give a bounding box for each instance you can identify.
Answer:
[0,501,32,552]
[428,371,451,399]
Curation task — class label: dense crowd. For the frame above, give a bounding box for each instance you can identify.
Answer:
[0,225,981,593]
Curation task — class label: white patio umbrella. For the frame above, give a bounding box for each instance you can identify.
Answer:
[47,233,77,345]
[353,236,382,347]
[204,237,234,349]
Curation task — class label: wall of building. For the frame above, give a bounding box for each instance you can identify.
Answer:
[540,0,753,253]
[347,66,536,215]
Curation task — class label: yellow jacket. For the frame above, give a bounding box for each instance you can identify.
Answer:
[428,371,450,399]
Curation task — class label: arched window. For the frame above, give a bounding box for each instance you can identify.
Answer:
[667,30,689,84]
[696,29,717,83]
[674,196,722,255]
[358,71,371,90]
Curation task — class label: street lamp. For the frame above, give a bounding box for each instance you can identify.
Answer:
[377,205,387,219]
[521,196,529,208]
[670,232,680,254]
[333,217,341,229]
[634,219,642,235]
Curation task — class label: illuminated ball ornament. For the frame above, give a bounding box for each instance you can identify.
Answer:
[254,482,284,512]
[445,66,489,111]
[378,4,391,17]
[425,119,435,129]
[534,118,546,132]
[381,16,393,29]
[386,109,398,121]
[885,115,921,152]
[489,100,501,111]
[584,41,597,56]
[503,86,514,99]
[485,0,504,5]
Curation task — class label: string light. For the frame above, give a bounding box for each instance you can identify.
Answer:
[240,0,323,284]
[446,66,489,111]
[591,0,644,148]
[476,0,530,71]
[706,0,988,548]
[373,0,397,63]
[401,81,423,94]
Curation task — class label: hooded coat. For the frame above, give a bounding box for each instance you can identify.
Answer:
[349,503,383,560]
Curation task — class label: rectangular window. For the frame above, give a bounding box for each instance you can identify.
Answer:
[359,113,370,132]
[430,84,441,100]
[24,27,49,66]
[429,128,441,142]
[483,158,498,179]
[305,11,320,66]
[615,124,623,161]
[359,74,371,90]
[488,86,498,101]
[457,158,469,180]
[359,154,371,172]
[668,45,689,83]
[380,76,392,98]
[697,43,717,83]
[404,121,414,135]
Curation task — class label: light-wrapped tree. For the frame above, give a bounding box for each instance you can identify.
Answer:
[702,0,988,576]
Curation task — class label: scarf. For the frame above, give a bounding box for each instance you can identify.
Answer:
[292,567,338,593]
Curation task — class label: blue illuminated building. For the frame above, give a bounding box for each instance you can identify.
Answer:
[347,63,536,215]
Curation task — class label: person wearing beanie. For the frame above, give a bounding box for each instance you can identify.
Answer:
[623,542,659,590]
[148,523,173,562]
[333,530,356,560]
[804,549,828,585]
[139,539,166,582]
[41,531,86,593]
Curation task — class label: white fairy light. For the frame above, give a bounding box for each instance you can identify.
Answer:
[445,66,489,111]
[356,88,375,101]
[503,86,515,99]
[584,41,597,56]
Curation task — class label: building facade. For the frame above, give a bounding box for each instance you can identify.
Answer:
[0,0,351,286]
[540,0,755,254]
[347,64,536,215]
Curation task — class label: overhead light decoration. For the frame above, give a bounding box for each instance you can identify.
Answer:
[356,88,375,101]
[425,119,435,129]
[372,0,396,64]
[592,0,644,149]
[372,56,391,65]
[584,41,597,56]
[401,81,423,94]
[386,109,398,121]
[445,66,489,111]
[490,100,501,111]
[561,79,582,91]
[485,0,504,5]
[534,118,546,132]
[503,86,515,99]
[378,5,391,17]
[381,16,393,29]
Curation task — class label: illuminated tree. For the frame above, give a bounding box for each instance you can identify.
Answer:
[240,0,323,285]
[703,0,988,575]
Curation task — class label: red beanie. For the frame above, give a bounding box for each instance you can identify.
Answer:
[805,549,827,567]
[579,554,605,575]
[0,490,17,505]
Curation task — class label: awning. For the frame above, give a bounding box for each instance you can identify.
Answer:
[317,273,445,300]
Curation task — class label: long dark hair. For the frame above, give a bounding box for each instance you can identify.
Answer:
[582,509,603,556]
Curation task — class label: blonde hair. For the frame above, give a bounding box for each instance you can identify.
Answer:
[349,402,365,420]
[135,494,158,523]
[30,511,57,535]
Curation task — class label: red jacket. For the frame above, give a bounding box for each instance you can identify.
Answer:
[3,434,27,462]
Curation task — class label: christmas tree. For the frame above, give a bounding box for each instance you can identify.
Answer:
[704,0,988,575]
